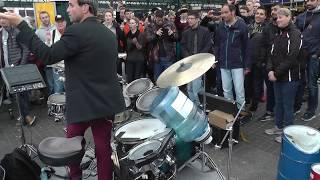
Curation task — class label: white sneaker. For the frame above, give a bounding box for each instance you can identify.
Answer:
[275,136,282,143]
[265,126,283,135]
[3,99,12,105]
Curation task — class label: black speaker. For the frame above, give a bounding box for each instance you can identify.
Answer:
[211,121,240,148]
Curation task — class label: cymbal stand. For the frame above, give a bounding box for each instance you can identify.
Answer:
[16,93,37,156]
[215,101,245,180]
[178,73,225,180]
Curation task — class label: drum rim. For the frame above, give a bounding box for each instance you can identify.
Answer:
[47,93,66,105]
[124,78,153,97]
[136,87,161,112]
[127,139,162,160]
[312,163,320,176]
[114,118,165,144]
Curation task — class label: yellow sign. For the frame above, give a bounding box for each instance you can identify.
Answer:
[33,2,56,28]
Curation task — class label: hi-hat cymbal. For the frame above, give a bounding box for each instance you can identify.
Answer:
[156,53,216,88]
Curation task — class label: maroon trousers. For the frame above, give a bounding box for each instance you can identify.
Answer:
[66,118,113,180]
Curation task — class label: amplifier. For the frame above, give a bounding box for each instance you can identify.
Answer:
[0,64,46,94]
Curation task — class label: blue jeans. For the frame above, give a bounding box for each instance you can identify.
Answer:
[53,69,64,93]
[45,67,54,95]
[273,81,299,129]
[307,57,320,114]
[154,57,172,81]
[187,77,203,105]
[220,68,245,109]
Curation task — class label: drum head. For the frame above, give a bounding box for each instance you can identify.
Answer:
[128,140,162,161]
[136,88,163,112]
[48,93,66,104]
[115,118,166,143]
[150,128,172,140]
[284,125,320,154]
[125,78,153,97]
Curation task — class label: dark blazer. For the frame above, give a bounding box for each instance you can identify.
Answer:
[17,17,125,124]
[180,25,212,58]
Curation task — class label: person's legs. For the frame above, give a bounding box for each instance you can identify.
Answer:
[90,119,113,180]
[231,68,246,109]
[282,81,299,127]
[17,91,30,118]
[153,62,161,81]
[306,57,320,115]
[187,77,203,105]
[45,67,54,95]
[252,66,264,110]
[273,82,284,129]
[265,72,275,113]
[220,68,234,100]
[52,69,64,93]
[66,122,90,180]
[134,61,145,80]
[126,61,134,83]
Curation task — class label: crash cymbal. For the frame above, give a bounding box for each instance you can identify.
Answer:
[156,53,216,88]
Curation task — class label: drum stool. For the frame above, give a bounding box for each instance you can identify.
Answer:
[38,136,85,179]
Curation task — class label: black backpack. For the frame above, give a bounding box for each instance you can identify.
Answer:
[0,148,41,180]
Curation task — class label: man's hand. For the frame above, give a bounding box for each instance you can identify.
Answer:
[244,68,251,75]
[268,71,277,82]
[0,12,23,27]
[156,28,163,36]
[167,28,173,36]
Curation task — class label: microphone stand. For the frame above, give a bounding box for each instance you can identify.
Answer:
[16,93,37,156]
[215,101,245,180]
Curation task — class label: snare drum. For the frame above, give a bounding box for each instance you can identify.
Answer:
[127,140,162,161]
[47,93,66,118]
[136,87,164,114]
[114,118,167,153]
[124,78,153,98]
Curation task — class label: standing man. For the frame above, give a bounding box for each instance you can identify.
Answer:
[0,0,125,179]
[48,15,67,95]
[35,11,56,96]
[246,7,268,111]
[145,10,178,81]
[180,11,212,104]
[0,8,36,126]
[215,4,250,110]
[259,3,282,122]
[296,0,320,121]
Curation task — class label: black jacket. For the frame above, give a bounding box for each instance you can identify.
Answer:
[248,22,268,68]
[180,25,212,58]
[17,17,125,124]
[266,23,302,82]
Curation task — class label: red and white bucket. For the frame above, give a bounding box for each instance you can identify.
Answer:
[311,163,320,180]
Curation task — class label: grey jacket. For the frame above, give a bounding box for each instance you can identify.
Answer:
[0,27,29,67]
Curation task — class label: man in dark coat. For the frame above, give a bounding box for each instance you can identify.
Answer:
[0,0,125,179]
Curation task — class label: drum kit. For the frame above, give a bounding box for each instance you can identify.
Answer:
[43,53,227,179]
[112,53,227,180]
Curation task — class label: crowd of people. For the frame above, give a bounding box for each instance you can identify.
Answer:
[0,0,319,179]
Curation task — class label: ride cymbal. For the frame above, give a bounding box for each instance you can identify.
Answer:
[156,53,216,88]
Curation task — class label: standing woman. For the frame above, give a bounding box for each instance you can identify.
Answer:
[103,9,126,75]
[265,8,302,143]
[126,17,145,83]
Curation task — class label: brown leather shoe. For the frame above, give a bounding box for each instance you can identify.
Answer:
[25,115,36,126]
